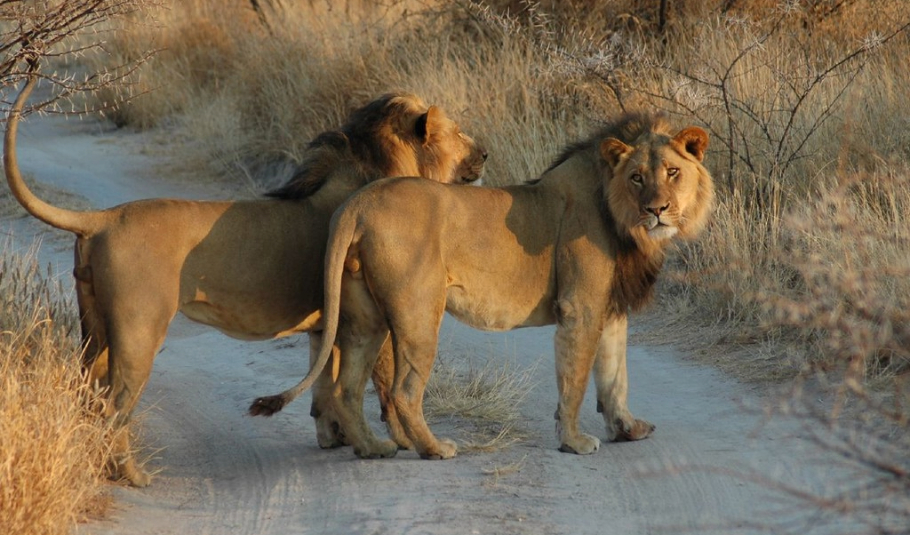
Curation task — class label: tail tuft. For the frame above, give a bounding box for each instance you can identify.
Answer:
[248,395,287,417]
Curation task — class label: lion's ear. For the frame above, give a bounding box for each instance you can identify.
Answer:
[674,127,709,162]
[600,138,631,168]
[415,106,443,142]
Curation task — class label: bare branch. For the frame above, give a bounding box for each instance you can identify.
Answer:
[0,0,154,117]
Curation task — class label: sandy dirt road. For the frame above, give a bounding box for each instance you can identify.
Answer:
[4,111,844,535]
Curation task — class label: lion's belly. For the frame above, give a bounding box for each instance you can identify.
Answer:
[180,296,322,341]
[445,286,554,332]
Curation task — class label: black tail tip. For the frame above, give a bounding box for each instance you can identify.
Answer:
[248,395,286,417]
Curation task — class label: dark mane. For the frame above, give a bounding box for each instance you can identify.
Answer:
[266,131,351,199]
[566,115,671,314]
[597,194,666,315]
[544,112,672,174]
[266,93,419,199]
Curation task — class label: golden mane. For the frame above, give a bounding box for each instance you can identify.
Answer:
[266,93,429,200]
[546,112,673,174]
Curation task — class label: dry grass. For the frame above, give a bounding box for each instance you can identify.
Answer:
[0,239,114,535]
[425,352,537,452]
[80,0,594,186]
[481,454,527,487]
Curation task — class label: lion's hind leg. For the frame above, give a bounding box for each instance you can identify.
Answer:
[104,328,161,487]
[388,330,457,460]
[372,336,415,450]
[329,275,399,459]
[77,286,110,388]
[310,332,414,451]
[309,332,348,449]
[383,297,457,460]
[74,243,109,387]
[101,281,178,486]
[593,315,654,442]
[331,323,398,459]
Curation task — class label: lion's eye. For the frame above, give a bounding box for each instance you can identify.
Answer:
[630,173,644,185]
[667,167,679,179]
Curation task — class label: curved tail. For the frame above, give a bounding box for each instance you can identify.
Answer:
[5,74,105,236]
[248,208,360,416]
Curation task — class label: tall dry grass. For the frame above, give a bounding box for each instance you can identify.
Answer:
[0,239,113,535]
[82,0,594,187]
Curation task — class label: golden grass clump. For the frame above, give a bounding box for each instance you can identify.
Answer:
[425,353,537,452]
[0,240,113,535]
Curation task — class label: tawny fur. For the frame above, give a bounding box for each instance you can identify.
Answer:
[4,74,486,486]
[253,112,714,461]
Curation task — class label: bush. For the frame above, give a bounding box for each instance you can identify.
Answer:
[0,240,113,535]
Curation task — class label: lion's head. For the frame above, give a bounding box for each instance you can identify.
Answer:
[268,93,486,199]
[599,113,714,249]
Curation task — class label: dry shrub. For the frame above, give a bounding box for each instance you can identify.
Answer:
[660,169,910,381]
[648,172,910,533]
[761,388,910,535]
[762,172,910,381]
[425,353,537,452]
[0,240,113,535]
[90,1,260,128]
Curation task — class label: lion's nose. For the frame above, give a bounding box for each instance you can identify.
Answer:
[481,150,488,161]
[647,203,670,217]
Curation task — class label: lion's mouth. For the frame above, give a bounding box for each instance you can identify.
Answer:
[647,222,678,240]
[643,217,678,239]
[458,167,484,184]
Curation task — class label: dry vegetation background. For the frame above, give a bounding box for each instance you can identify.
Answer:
[1,0,909,534]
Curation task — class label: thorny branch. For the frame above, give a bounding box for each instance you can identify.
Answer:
[0,0,153,117]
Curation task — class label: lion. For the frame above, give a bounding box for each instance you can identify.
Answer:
[4,73,486,486]
[250,112,714,460]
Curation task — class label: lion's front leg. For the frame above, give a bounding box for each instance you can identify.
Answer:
[593,314,654,442]
[553,300,601,455]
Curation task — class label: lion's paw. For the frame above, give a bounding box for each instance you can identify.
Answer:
[114,459,152,488]
[316,419,349,449]
[419,438,458,460]
[608,417,655,442]
[353,439,399,459]
[559,433,601,455]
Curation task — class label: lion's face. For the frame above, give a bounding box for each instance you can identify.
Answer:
[388,98,486,185]
[421,108,487,184]
[601,126,713,244]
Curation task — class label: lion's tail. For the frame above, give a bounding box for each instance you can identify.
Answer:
[247,204,358,417]
[5,73,105,237]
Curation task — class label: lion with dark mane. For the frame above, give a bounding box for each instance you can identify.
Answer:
[4,74,486,486]
[251,112,713,460]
